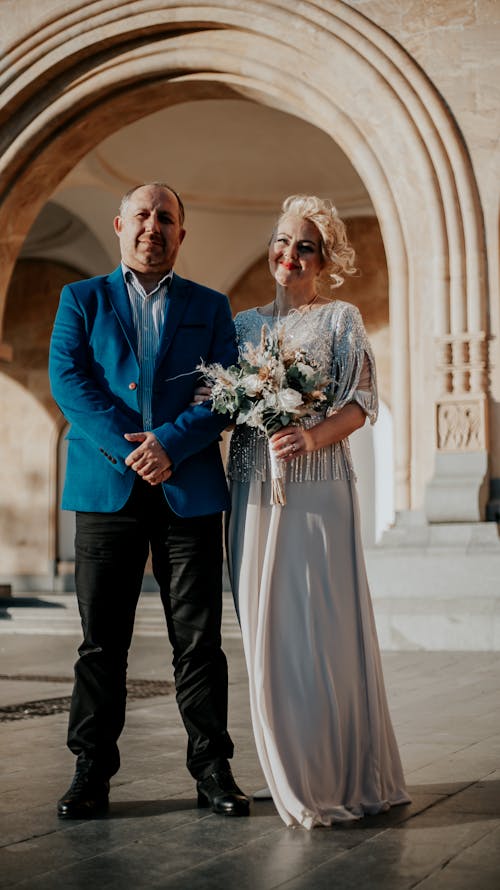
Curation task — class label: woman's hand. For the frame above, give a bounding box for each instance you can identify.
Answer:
[191,381,236,430]
[191,384,212,406]
[270,426,313,461]
[270,403,366,461]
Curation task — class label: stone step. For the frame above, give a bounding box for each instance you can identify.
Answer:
[0,593,242,638]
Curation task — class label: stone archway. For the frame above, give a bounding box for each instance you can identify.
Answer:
[0,0,488,518]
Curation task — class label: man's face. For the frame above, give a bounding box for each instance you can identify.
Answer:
[114,185,186,276]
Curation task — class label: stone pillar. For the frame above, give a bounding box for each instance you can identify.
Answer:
[425,332,489,522]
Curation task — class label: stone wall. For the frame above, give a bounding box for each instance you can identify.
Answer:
[351,0,500,476]
[0,259,76,580]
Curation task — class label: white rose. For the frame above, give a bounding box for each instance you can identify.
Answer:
[243,374,264,396]
[273,388,303,412]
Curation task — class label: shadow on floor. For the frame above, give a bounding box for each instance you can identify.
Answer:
[0,597,66,609]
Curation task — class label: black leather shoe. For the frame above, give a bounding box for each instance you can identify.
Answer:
[197,767,250,817]
[57,760,110,819]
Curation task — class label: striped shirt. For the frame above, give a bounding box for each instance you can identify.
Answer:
[122,263,173,430]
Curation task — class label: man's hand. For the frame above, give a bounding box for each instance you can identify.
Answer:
[124,432,172,485]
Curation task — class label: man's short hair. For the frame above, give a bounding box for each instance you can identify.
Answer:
[119,182,185,225]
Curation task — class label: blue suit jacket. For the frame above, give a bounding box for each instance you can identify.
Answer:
[49,267,238,517]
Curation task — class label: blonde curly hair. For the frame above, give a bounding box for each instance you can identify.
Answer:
[278,195,356,291]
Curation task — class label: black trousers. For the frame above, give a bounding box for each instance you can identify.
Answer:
[67,477,233,780]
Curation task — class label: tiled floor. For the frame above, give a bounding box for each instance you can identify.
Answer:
[1,593,499,888]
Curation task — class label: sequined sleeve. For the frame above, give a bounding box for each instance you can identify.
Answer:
[328,303,378,425]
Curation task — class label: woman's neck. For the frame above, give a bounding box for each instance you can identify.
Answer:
[273,285,318,314]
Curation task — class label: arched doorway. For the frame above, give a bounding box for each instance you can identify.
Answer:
[0,201,112,587]
[0,257,83,584]
[0,1,491,593]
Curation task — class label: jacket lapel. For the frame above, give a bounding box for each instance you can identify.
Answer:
[156,273,190,367]
[105,266,138,355]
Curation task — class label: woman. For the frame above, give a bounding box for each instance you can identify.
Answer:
[202,195,410,828]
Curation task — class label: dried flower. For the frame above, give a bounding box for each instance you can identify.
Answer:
[198,324,332,504]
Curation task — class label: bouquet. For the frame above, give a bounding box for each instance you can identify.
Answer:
[199,323,331,505]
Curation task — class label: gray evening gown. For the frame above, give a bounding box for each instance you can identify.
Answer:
[227,302,411,829]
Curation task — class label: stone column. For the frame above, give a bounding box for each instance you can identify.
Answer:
[425,331,489,522]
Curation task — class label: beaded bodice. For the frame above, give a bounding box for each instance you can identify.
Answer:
[227,300,378,484]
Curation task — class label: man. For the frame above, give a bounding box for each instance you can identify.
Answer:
[49,182,249,818]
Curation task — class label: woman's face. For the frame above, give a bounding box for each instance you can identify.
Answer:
[268,214,324,291]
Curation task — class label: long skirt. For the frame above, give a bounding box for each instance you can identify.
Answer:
[227,475,411,829]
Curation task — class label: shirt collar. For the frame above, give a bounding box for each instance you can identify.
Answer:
[121,262,173,297]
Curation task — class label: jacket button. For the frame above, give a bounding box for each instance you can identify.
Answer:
[128,382,137,390]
